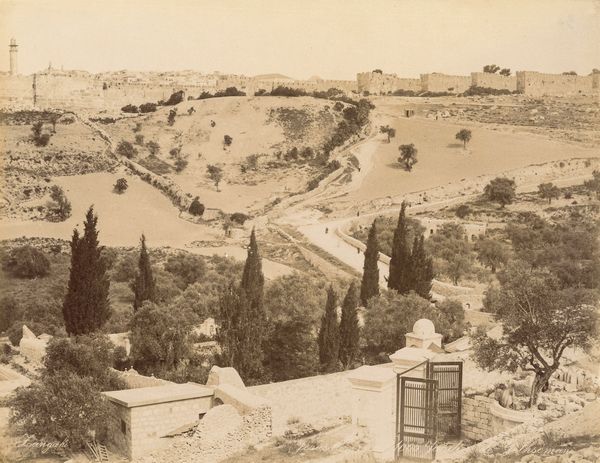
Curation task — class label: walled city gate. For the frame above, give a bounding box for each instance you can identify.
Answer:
[395,361,463,460]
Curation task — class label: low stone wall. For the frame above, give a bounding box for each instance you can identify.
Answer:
[489,401,533,436]
[462,395,494,441]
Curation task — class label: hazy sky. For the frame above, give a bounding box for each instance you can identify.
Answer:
[0,0,598,79]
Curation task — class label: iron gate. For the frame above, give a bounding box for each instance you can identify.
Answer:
[395,361,463,461]
[427,362,463,438]
[395,377,438,460]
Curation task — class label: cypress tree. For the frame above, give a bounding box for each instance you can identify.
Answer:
[339,282,360,370]
[318,286,340,372]
[388,202,412,293]
[238,228,266,381]
[132,234,156,311]
[412,235,433,299]
[360,220,380,306]
[62,206,111,335]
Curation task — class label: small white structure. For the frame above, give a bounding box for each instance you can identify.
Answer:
[404,318,443,350]
[103,383,214,459]
[194,318,217,338]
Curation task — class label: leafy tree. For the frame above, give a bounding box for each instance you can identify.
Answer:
[373,69,383,74]
[207,164,223,191]
[0,295,22,332]
[265,318,318,382]
[116,140,137,159]
[506,215,599,289]
[139,102,157,113]
[164,252,207,289]
[146,140,160,155]
[175,157,188,173]
[455,204,471,219]
[471,262,598,406]
[475,239,510,273]
[113,177,128,193]
[360,221,380,306]
[189,197,205,216]
[164,90,185,105]
[398,143,418,171]
[318,286,340,372]
[562,71,577,76]
[484,177,516,208]
[62,206,111,335]
[363,290,464,356]
[49,185,72,220]
[339,282,360,369]
[135,134,145,145]
[132,235,156,311]
[483,64,500,74]
[9,373,111,451]
[264,273,327,327]
[455,129,472,149]
[121,104,139,113]
[43,335,126,391]
[224,135,233,147]
[499,68,511,76]
[427,223,474,285]
[537,182,560,204]
[379,125,396,143]
[31,121,51,146]
[241,228,265,327]
[2,245,50,279]
[129,301,196,375]
[388,202,412,293]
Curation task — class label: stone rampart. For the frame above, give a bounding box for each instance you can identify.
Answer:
[471,72,517,91]
[516,71,597,96]
[357,72,421,94]
[421,73,472,93]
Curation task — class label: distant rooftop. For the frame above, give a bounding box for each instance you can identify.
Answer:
[103,383,213,408]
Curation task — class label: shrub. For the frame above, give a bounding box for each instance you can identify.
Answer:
[121,104,139,113]
[189,197,205,216]
[167,109,177,126]
[145,140,160,155]
[0,295,22,333]
[9,373,111,451]
[174,158,188,173]
[116,140,137,159]
[3,245,50,279]
[113,177,128,193]
[230,212,250,225]
[164,254,207,288]
[134,134,144,145]
[214,87,245,97]
[223,135,233,146]
[139,102,157,113]
[254,89,267,96]
[333,101,344,111]
[111,254,137,282]
[455,204,471,219]
[163,90,185,106]
[270,86,308,97]
[198,91,213,100]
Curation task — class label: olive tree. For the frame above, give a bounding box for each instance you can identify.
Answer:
[471,261,598,406]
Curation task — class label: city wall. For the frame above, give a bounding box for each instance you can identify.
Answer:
[420,73,472,94]
[471,72,517,91]
[516,71,598,96]
[1,68,598,111]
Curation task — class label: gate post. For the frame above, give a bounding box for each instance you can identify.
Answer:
[347,366,397,461]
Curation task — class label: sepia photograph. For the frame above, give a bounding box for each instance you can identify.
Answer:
[0,0,599,461]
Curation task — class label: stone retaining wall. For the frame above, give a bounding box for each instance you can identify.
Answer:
[462,395,494,441]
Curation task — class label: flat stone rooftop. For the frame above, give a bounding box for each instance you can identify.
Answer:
[103,383,214,408]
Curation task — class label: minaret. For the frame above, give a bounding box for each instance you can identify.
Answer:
[9,38,18,76]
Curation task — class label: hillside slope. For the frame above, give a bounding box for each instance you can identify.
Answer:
[103,96,346,213]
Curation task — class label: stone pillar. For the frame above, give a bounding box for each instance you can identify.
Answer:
[9,38,18,76]
[347,365,397,461]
